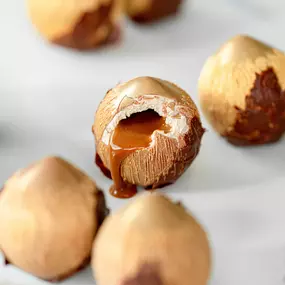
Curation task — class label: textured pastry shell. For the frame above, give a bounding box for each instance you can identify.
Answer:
[93,77,203,187]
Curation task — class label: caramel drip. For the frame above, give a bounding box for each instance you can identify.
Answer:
[109,110,170,199]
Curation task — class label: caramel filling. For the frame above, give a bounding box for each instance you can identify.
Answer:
[109,110,170,199]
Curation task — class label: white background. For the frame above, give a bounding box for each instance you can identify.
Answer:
[1,0,285,285]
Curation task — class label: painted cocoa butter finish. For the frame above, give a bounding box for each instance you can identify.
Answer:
[93,77,204,199]
[53,2,116,50]
[226,68,285,145]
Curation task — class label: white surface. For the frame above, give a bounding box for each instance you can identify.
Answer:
[1,0,285,285]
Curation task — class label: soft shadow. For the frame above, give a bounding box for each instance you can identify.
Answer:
[0,123,21,148]
[239,136,285,173]
[114,10,243,56]
[205,208,272,245]
[60,266,94,285]
[170,132,284,193]
[63,8,245,60]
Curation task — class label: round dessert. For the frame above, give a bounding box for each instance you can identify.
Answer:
[0,156,108,281]
[92,193,211,285]
[198,34,285,146]
[92,76,205,199]
[27,0,122,50]
[124,0,182,23]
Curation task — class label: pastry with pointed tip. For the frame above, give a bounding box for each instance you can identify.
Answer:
[198,34,285,145]
[93,76,204,198]
[92,193,211,285]
[27,0,122,50]
[124,0,182,23]
[0,156,108,281]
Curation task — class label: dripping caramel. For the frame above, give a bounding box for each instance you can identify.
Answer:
[109,110,170,198]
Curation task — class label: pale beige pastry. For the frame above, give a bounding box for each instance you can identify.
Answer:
[92,193,211,285]
[0,156,108,281]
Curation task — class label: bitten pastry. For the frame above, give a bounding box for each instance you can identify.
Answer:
[92,193,211,285]
[124,0,182,23]
[0,156,108,281]
[27,0,122,50]
[93,76,204,199]
[198,34,285,145]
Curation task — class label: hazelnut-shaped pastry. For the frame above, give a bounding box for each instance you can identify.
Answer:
[93,76,205,199]
[0,156,108,281]
[198,34,285,145]
[27,0,122,50]
[92,193,211,285]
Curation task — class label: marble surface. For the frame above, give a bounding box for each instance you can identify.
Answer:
[1,1,285,285]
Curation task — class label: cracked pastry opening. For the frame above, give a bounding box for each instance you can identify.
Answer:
[112,109,171,149]
[107,109,171,199]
